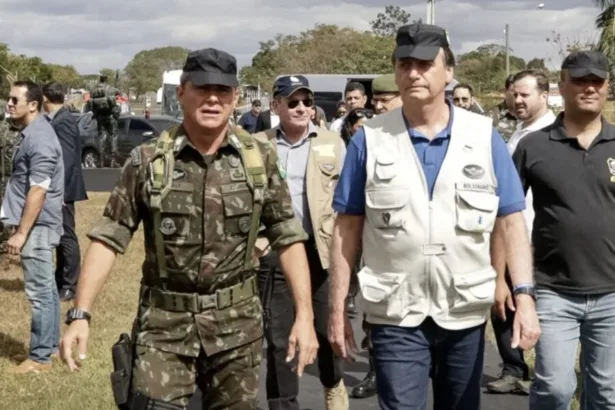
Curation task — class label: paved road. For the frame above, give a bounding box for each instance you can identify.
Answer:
[85,168,529,409]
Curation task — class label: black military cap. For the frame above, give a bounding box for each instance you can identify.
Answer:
[561,50,609,80]
[182,48,239,87]
[272,75,312,98]
[394,23,450,61]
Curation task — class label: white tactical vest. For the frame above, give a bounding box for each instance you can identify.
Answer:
[358,106,498,331]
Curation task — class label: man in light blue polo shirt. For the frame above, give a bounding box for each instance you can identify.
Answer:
[326,24,541,410]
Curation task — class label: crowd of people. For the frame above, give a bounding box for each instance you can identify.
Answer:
[1,20,614,410]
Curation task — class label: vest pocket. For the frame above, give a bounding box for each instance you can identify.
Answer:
[358,269,407,320]
[451,267,496,313]
[455,189,499,233]
[221,183,254,236]
[159,190,193,239]
[365,190,406,230]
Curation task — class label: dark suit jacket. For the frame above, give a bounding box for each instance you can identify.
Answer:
[51,107,87,203]
[254,110,272,133]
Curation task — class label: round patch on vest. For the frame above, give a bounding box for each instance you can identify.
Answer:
[462,164,485,179]
[238,216,251,234]
[228,156,241,168]
[160,218,177,235]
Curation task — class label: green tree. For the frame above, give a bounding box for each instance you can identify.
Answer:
[124,46,190,96]
[527,58,547,70]
[370,5,413,37]
[240,24,396,91]
[47,64,82,90]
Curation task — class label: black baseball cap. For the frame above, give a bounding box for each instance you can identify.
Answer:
[182,48,239,87]
[561,50,609,80]
[394,23,450,61]
[273,75,312,98]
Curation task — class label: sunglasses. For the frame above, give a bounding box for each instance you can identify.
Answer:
[287,98,314,109]
[8,96,20,105]
[354,109,374,119]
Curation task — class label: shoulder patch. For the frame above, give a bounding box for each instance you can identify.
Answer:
[130,147,141,166]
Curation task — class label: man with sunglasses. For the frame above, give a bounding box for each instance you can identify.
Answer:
[328,23,540,410]
[253,75,349,410]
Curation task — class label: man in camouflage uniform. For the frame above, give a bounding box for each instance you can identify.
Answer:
[60,48,319,410]
[87,75,120,167]
[0,99,19,257]
[490,74,517,142]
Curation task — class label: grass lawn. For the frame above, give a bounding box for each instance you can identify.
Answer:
[0,192,585,409]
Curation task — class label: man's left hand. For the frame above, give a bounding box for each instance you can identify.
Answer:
[286,316,319,377]
[511,294,541,351]
[7,231,27,255]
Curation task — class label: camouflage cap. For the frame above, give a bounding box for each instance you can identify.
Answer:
[372,74,398,95]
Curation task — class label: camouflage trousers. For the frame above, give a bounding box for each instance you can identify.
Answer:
[97,116,118,167]
[132,338,263,408]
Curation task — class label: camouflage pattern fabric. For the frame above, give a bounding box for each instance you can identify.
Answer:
[0,119,18,254]
[87,124,306,407]
[490,103,517,142]
[97,115,118,166]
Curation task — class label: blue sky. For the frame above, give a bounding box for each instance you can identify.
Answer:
[0,0,600,74]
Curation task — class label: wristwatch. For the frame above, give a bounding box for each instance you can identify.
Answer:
[513,285,536,301]
[65,308,92,325]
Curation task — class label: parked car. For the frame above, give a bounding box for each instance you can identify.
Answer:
[77,114,182,168]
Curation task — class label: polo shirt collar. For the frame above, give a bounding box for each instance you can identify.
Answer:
[549,112,615,142]
[276,121,318,144]
[403,100,454,140]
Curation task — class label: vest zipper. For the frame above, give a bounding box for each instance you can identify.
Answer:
[427,201,433,315]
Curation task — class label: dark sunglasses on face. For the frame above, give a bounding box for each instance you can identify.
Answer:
[287,98,314,109]
[354,109,374,119]
[8,96,20,105]
[453,97,470,103]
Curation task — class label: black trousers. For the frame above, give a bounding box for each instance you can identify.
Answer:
[490,270,529,380]
[54,202,81,292]
[258,238,344,410]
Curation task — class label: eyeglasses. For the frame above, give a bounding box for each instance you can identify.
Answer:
[354,109,374,119]
[453,97,470,103]
[287,98,314,109]
[8,96,20,105]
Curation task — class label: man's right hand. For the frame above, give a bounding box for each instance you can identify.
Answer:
[327,310,357,362]
[60,320,90,372]
[493,279,515,321]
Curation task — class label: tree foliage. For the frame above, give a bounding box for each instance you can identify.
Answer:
[123,46,190,96]
[370,5,414,37]
[239,24,395,91]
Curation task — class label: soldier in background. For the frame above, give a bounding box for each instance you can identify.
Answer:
[491,74,518,142]
[0,87,19,260]
[86,75,120,167]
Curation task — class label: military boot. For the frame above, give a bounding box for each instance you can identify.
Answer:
[350,353,377,399]
[324,379,349,410]
[486,374,529,395]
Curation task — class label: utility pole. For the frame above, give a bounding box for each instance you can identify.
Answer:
[505,24,510,76]
[426,0,435,24]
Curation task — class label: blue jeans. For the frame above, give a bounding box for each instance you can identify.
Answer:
[530,288,615,410]
[371,318,485,410]
[21,225,61,364]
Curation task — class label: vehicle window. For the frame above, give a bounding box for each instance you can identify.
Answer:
[129,119,154,132]
[117,118,127,130]
[148,119,180,132]
[314,92,343,123]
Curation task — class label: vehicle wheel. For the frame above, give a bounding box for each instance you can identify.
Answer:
[82,149,100,168]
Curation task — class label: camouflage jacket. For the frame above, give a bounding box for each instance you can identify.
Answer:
[87,124,307,357]
[490,103,517,142]
[0,119,19,182]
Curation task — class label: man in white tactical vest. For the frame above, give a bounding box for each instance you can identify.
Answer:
[253,75,349,410]
[327,23,541,410]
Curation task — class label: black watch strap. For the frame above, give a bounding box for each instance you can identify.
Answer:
[65,308,92,325]
[513,285,536,300]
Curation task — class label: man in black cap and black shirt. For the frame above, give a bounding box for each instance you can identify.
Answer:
[511,50,615,410]
[328,23,540,410]
[60,48,319,410]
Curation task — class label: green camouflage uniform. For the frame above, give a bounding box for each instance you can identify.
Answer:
[490,102,517,142]
[0,115,18,254]
[87,124,307,408]
[88,83,120,167]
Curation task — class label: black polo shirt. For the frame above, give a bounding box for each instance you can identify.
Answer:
[513,113,615,295]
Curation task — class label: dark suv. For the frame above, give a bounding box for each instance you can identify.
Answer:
[79,114,182,168]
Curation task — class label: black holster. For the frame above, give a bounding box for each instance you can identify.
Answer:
[110,332,133,409]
